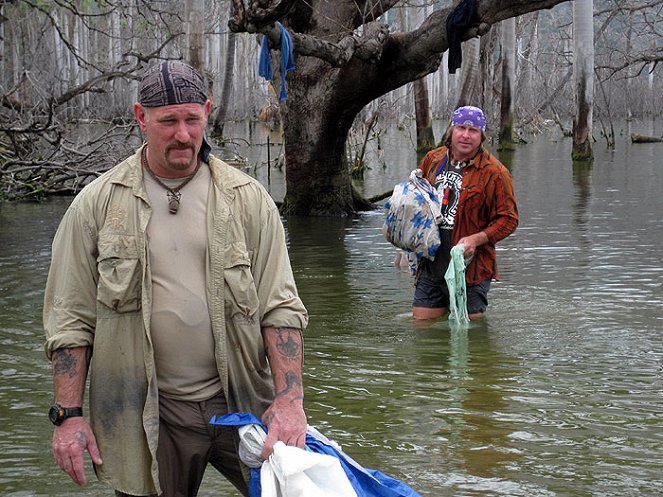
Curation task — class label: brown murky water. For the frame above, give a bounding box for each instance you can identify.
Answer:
[1,121,662,496]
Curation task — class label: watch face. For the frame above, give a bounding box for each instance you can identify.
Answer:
[49,405,63,425]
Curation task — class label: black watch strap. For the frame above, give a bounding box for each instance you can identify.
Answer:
[49,404,83,426]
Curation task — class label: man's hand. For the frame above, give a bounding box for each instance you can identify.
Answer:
[260,396,307,459]
[458,231,488,259]
[52,417,102,486]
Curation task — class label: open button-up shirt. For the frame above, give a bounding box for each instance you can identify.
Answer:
[420,146,519,285]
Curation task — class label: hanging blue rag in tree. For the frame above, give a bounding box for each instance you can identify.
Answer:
[258,22,295,102]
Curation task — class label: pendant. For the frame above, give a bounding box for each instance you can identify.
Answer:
[167,192,181,214]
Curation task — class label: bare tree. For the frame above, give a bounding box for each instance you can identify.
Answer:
[228,0,572,215]
[572,0,594,161]
[498,17,516,149]
[2,0,663,206]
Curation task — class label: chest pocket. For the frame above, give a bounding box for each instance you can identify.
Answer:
[97,234,142,314]
[224,242,260,318]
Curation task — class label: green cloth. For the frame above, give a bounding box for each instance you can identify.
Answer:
[444,244,470,326]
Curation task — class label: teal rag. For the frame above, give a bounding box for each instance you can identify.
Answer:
[444,244,470,326]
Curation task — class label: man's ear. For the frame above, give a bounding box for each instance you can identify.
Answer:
[134,103,147,131]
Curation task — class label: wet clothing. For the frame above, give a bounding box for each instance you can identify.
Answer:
[43,145,308,496]
[155,393,248,497]
[413,276,490,315]
[418,145,518,287]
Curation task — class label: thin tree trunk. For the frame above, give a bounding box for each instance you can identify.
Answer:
[212,31,236,135]
[186,0,205,70]
[455,37,481,108]
[572,0,594,161]
[498,17,516,149]
[414,77,435,160]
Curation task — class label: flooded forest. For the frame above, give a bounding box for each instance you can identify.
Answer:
[0,1,661,207]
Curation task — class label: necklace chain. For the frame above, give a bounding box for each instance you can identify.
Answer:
[141,147,202,214]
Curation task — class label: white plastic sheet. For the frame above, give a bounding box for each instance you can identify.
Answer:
[261,441,358,497]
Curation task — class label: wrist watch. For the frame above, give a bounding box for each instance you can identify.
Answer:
[49,404,83,426]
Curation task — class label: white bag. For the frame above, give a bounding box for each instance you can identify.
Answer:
[261,441,358,497]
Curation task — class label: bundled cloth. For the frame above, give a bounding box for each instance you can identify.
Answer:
[211,412,422,497]
[383,169,443,269]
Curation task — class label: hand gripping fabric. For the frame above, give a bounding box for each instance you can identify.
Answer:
[383,169,442,262]
[211,412,422,497]
[444,244,470,326]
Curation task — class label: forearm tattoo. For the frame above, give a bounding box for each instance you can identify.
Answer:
[52,349,78,378]
[274,327,302,359]
[52,348,90,378]
[269,328,304,403]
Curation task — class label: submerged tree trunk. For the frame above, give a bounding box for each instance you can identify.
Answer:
[498,17,516,150]
[228,0,573,215]
[414,77,436,161]
[212,31,236,136]
[631,133,663,143]
[455,37,482,108]
[572,0,594,161]
[280,58,365,216]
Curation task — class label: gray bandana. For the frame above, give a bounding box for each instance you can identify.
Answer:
[138,60,211,162]
[138,60,207,108]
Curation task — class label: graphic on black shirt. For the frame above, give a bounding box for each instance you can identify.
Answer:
[434,164,464,230]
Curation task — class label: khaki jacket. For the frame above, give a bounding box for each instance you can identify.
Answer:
[43,146,308,495]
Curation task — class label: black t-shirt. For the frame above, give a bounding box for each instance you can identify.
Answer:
[422,157,467,280]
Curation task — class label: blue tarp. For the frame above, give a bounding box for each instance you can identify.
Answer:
[211,412,422,497]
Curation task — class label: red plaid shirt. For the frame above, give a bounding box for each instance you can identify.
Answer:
[419,146,519,285]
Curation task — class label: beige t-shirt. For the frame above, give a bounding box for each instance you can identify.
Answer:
[144,163,221,401]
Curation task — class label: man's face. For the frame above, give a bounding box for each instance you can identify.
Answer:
[450,124,482,162]
[134,100,211,177]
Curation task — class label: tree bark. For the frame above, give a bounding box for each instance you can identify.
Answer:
[572,0,594,161]
[231,0,571,215]
[455,37,482,108]
[414,77,435,161]
[631,133,663,143]
[186,0,205,69]
[212,31,237,136]
[498,17,516,149]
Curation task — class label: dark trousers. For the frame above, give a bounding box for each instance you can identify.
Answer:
[115,392,249,497]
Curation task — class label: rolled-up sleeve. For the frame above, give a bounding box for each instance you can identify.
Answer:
[248,193,308,331]
[43,198,99,359]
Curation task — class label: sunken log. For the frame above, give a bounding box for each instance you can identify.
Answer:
[631,133,663,143]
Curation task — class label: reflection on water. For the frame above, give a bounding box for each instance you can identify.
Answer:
[1,125,663,496]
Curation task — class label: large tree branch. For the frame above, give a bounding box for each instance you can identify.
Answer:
[363,0,571,102]
[232,0,570,73]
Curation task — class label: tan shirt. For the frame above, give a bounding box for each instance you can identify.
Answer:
[43,146,308,495]
[144,163,221,401]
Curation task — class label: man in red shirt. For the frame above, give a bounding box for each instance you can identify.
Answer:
[413,106,519,321]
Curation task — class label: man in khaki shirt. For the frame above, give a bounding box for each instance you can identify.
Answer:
[44,60,308,497]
